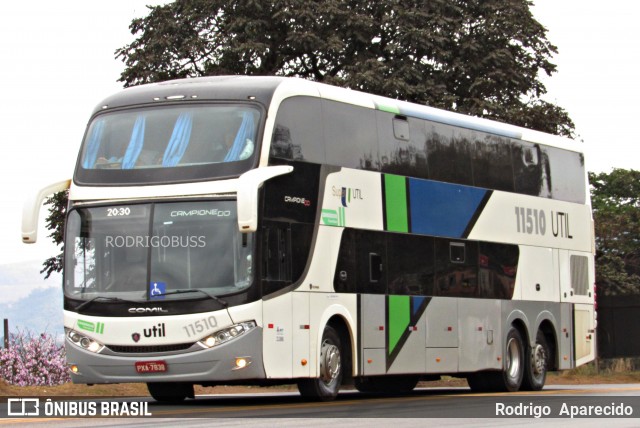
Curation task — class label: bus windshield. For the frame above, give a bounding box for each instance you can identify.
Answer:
[75,104,261,185]
[64,200,253,302]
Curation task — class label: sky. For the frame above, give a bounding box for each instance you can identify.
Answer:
[0,0,638,274]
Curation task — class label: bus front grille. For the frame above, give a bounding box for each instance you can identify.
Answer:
[106,343,195,354]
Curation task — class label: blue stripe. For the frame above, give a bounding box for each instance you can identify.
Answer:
[408,179,489,238]
[411,296,427,317]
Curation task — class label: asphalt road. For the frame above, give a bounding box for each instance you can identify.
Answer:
[2,384,640,427]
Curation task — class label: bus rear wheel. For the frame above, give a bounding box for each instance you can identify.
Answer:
[467,326,524,392]
[297,325,343,401]
[521,330,549,391]
[147,382,194,403]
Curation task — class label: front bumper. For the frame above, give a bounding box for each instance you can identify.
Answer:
[66,327,265,384]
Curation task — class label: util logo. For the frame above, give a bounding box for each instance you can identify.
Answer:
[132,323,167,342]
[340,187,363,207]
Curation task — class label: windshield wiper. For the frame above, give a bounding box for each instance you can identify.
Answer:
[75,296,140,312]
[153,289,228,308]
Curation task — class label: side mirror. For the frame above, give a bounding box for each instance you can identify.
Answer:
[237,166,293,233]
[22,179,71,244]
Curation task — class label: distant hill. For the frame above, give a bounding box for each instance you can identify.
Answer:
[0,261,63,341]
[0,286,63,338]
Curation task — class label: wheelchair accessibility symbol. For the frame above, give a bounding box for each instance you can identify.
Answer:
[150,282,166,299]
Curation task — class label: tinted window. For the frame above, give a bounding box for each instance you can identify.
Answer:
[64,201,253,301]
[473,134,514,191]
[426,121,473,185]
[75,104,260,185]
[512,141,552,198]
[271,97,325,163]
[387,233,435,295]
[546,146,586,204]
[478,241,518,299]
[334,229,519,299]
[434,240,478,298]
[270,97,585,204]
[377,111,429,179]
[322,100,378,171]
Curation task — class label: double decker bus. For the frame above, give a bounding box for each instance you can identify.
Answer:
[22,76,595,402]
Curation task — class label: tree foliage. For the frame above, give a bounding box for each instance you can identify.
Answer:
[115,0,575,137]
[589,169,640,296]
[43,0,580,277]
[41,190,68,279]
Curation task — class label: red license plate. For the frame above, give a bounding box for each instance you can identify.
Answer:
[135,361,167,374]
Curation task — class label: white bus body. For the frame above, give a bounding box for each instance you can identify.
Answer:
[22,76,595,401]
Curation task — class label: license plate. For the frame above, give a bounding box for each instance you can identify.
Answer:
[135,361,167,374]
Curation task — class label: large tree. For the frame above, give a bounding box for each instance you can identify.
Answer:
[589,169,640,296]
[116,0,575,136]
[43,0,577,277]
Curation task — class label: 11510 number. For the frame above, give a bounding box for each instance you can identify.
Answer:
[515,206,546,236]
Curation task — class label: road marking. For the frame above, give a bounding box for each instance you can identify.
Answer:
[145,385,640,418]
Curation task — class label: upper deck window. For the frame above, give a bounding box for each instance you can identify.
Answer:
[75,104,261,185]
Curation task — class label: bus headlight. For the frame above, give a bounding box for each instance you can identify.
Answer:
[65,328,104,354]
[198,321,257,348]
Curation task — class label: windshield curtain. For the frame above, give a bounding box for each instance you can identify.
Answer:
[75,104,260,185]
[64,201,253,302]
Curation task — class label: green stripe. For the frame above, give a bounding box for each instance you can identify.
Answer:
[322,209,339,226]
[377,103,401,114]
[384,174,409,232]
[77,319,95,332]
[388,295,410,356]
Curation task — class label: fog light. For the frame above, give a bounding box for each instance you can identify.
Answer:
[233,357,251,370]
[69,364,79,374]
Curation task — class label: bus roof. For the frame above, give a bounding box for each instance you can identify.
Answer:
[94,76,582,153]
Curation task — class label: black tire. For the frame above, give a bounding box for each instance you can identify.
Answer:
[467,326,524,393]
[354,375,419,395]
[147,382,194,403]
[521,330,549,391]
[501,326,525,392]
[297,325,343,401]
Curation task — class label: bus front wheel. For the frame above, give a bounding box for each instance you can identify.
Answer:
[297,325,343,401]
